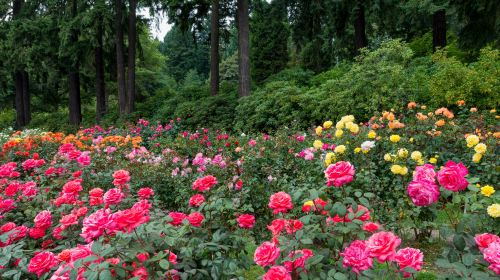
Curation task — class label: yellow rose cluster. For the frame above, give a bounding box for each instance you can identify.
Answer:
[391,164,408,175]
[466,134,487,163]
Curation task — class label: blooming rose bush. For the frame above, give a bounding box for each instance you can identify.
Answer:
[0,104,497,279]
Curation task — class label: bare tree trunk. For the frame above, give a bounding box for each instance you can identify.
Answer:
[95,17,106,122]
[115,0,127,115]
[22,71,30,123]
[14,72,25,128]
[68,0,81,125]
[354,3,367,53]
[432,9,446,51]
[237,0,250,97]
[127,0,136,113]
[210,0,220,96]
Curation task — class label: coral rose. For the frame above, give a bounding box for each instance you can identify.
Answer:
[112,169,130,186]
[192,175,218,192]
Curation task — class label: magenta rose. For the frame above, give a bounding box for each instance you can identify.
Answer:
[34,210,53,230]
[366,231,401,262]
[413,164,436,183]
[475,233,500,252]
[483,241,500,275]
[324,161,355,187]
[437,161,469,192]
[407,180,440,206]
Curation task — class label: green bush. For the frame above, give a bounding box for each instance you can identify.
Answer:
[0,108,15,129]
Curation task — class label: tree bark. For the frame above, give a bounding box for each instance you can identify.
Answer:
[115,0,127,115]
[210,0,220,96]
[95,17,106,122]
[14,72,25,128]
[127,0,136,113]
[354,3,367,53]
[22,71,30,123]
[68,0,81,125]
[237,0,250,97]
[432,9,446,51]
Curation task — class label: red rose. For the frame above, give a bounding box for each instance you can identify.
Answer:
[285,219,303,234]
[28,251,59,277]
[34,210,52,229]
[187,212,204,227]
[168,212,187,226]
[137,188,154,199]
[188,194,205,207]
[362,222,380,232]
[237,214,255,229]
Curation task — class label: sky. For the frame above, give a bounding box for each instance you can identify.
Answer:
[139,9,173,40]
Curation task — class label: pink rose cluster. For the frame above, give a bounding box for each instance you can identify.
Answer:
[324,161,355,187]
[254,241,314,279]
[341,231,423,277]
[475,233,500,275]
[407,161,469,207]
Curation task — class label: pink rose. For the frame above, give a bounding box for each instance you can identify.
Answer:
[285,219,303,234]
[341,240,373,274]
[112,169,131,186]
[407,180,440,206]
[324,161,355,187]
[137,187,154,199]
[283,249,314,273]
[437,161,469,192]
[366,231,401,262]
[103,188,124,206]
[28,251,59,277]
[254,241,281,267]
[412,164,436,183]
[268,192,293,214]
[394,247,423,277]
[475,233,500,252]
[80,209,115,242]
[1,222,16,232]
[189,194,206,207]
[168,212,187,226]
[187,212,204,227]
[362,222,380,232]
[192,175,218,192]
[483,241,500,275]
[263,266,291,280]
[237,214,255,229]
[34,210,52,229]
[267,219,286,236]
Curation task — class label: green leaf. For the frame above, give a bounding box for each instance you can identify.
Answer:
[334,272,347,280]
[99,270,113,280]
[2,270,18,277]
[159,259,170,270]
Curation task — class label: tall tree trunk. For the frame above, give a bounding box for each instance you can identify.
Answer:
[127,0,136,113]
[237,0,250,97]
[432,9,446,51]
[14,72,25,128]
[354,4,367,53]
[210,0,220,96]
[95,17,106,122]
[68,0,81,125]
[22,71,30,123]
[115,0,127,115]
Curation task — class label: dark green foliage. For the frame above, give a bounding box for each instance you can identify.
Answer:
[250,0,289,83]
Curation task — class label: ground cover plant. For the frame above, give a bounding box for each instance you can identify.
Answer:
[0,101,498,279]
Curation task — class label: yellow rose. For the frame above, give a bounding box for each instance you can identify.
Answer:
[349,124,360,134]
[389,135,400,143]
[397,148,408,158]
[474,143,487,154]
[409,137,414,143]
[417,159,425,166]
[487,204,500,218]
[304,200,314,207]
[472,153,482,163]
[334,145,346,154]
[429,157,437,164]
[400,166,408,175]
[466,134,479,147]
[367,130,376,139]
[481,185,495,197]
[335,121,344,130]
[411,151,422,161]
[342,115,355,123]
[315,126,323,136]
[335,129,344,138]
[325,152,335,165]
[345,122,354,130]
[384,153,393,162]
[391,164,402,174]
[313,140,323,149]
[354,147,361,153]
[323,121,333,129]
